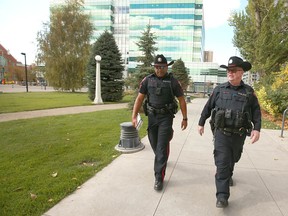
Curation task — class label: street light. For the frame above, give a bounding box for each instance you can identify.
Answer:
[93,55,103,104]
[21,52,28,92]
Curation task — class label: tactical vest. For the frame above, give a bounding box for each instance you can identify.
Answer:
[214,84,252,129]
[146,74,174,107]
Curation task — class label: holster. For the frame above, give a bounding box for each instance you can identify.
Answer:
[214,110,225,128]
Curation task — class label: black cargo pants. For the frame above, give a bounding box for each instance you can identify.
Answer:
[214,129,246,200]
[147,113,174,182]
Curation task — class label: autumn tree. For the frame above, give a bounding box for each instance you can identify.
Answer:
[36,0,94,91]
[86,30,124,102]
[229,0,288,75]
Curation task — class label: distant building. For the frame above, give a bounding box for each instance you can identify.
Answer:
[204,51,213,62]
[0,43,24,84]
[242,71,260,86]
[189,62,226,92]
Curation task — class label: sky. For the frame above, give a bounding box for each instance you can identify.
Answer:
[0,0,247,65]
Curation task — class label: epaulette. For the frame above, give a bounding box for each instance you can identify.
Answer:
[243,84,254,93]
[219,82,228,88]
[168,72,174,78]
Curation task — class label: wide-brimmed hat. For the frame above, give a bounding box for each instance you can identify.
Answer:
[220,56,252,71]
[152,54,174,66]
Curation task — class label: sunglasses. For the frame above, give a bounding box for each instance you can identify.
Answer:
[154,66,166,70]
[227,68,243,73]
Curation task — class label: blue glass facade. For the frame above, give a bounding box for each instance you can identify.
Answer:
[129,0,204,71]
[51,0,205,80]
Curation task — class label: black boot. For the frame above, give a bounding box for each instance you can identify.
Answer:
[154,180,163,191]
[216,198,228,208]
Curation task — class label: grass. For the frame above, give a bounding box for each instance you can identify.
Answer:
[0,92,132,114]
[0,109,148,216]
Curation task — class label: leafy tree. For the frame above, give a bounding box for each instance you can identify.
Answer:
[87,30,124,102]
[255,64,288,116]
[172,59,190,92]
[36,0,94,92]
[229,0,288,75]
[126,23,158,109]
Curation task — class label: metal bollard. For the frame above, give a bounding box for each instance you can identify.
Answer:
[280,107,288,138]
[115,122,145,153]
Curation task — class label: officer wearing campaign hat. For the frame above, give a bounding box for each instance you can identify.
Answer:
[132,54,187,191]
[198,56,261,208]
[220,56,252,71]
[152,54,174,66]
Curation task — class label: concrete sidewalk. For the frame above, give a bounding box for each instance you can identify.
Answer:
[41,98,288,216]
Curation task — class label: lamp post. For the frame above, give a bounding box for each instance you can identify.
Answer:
[93,55,103,104]
[21,52,28,92]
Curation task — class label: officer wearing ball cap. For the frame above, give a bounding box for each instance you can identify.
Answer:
[198,56,261,208]
[132,54,187,191]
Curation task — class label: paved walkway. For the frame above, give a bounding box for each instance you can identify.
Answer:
[0,103,128,122]
[1,98,288,215]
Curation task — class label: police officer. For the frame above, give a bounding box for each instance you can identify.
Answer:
[198,56,261,208]
[132,54,188,191]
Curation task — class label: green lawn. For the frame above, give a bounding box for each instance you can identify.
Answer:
[0,92,132,114]
[0,109,148,216]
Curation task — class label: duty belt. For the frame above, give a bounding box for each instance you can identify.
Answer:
[147,106,169,115]
[219,127,246,136]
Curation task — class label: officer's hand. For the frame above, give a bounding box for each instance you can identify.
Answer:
[132,117,137,128]
[198,126,204,136]
[250,130,260,144]
[181,120,187,130]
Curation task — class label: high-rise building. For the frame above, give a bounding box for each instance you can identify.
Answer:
[129,0,204,71]
[50,0,205,80]
[67,0,130,76]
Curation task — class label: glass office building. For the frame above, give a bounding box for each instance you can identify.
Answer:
[81,0,205,78]
[84,0,114,39]
[129,0,204,72]
[83,0,130,76]
[50,0,207,82]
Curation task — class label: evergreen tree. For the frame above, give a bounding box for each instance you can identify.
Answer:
[135,24,158,68]
[87,30,124,102]
[36,0,94,91]
[126,23,158,109]
[125,23,159,91]
[172,59,190,92]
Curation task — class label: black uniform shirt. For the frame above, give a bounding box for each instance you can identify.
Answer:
[198,81,261,131]
[139,73,184,99]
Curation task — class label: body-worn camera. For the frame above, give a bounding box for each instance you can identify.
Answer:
[225,109,231,118]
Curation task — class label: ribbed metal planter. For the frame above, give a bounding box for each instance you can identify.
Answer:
[115,122,144,153]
